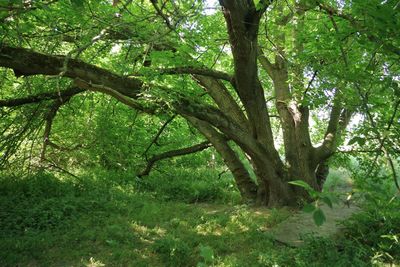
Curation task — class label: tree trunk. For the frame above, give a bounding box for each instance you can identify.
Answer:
[186,116,258,202]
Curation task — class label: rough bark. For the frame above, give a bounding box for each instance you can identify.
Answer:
[186,116,258,202]
[0,46,142,98]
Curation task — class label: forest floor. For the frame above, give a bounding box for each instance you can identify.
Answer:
[0,169,370,267]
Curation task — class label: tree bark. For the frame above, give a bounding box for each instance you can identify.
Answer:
[186,116,258,202]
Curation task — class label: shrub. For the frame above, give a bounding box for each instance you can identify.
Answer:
[0,172,81,235]
[341,191,400,265]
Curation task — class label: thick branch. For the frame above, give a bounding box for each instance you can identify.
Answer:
[137,141,211,177]
[150,67,233,82]
[316,103,352,160]
[192,75,249,129]
[220,0,277,151]
[0,87,84,107]
[186,116,257,200]
[73,78,158,114]
[0,45,143,98]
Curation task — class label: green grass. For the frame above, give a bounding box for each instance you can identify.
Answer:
[0,170,397,266]
[0,171,282,266]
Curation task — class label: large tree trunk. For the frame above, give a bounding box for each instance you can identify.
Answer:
[217,1,313,207]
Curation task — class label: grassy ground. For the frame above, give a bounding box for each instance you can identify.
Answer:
[0,169,396,266]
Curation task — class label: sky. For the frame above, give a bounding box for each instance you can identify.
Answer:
[204,0,219,15]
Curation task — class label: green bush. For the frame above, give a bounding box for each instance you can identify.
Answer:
[341,192,400,265]
[0,172,81,235]
[0,171,124,236]
[257,236,368,267]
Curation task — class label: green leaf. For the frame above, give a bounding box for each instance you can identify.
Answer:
[347,136,366,146]
[288,180,313,191]
[313,208,326,226]
[321,196,333,208]
[303,203,316,213]
[253,0,266,11]
[71,0,85,8]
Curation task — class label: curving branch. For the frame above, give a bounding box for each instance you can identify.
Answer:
[0,44,274,167]
[73,78,158,114]
[40,95,73,162]
[137,141,211,177]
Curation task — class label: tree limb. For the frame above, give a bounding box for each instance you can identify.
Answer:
[40,96,73,162]
[185,115,258,200]
[0,45,143,98]
[141,67,233,82]
[0,87,84,107]
[73,78,158,114]
[258,47,276,79]
[142,115,176,158]
[137,141,211,177]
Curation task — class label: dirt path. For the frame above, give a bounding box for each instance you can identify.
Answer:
[272,182,360,247]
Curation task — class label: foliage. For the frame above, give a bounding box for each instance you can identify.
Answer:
[197,244,215,267]
[1,170,397,266]
[341,183,400,265]
[153,235,191,267]
[138,167,241,204]
[0,0,399,208]
[289,180,338,226]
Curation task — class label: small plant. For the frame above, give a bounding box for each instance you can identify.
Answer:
[289,180,339,226]
[341,190,400,265]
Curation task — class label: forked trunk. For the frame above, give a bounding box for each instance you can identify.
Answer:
[250,153,320,207]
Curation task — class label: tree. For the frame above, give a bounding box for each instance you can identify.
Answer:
[0,0,399,207]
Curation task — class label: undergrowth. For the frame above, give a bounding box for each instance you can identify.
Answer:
[0,169,398,266]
